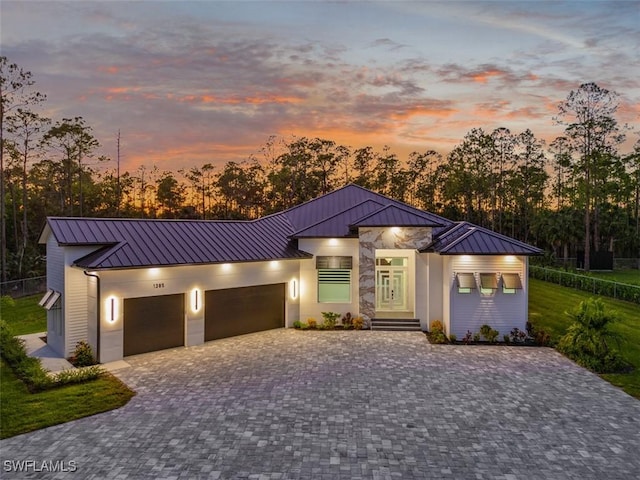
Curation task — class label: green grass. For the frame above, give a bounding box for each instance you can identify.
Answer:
[587,270,640,286]
[529,278,640,399]
[0,360,135,439]
[0,295,47,335]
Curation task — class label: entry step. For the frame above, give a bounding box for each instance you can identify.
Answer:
[371,318,422,331]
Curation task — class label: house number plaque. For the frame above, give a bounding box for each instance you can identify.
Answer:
[152,282,165,289]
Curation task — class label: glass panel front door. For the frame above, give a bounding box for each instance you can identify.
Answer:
[375,257,408,311]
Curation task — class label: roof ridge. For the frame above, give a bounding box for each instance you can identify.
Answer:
[439,225,478,253]
[73,242,127,269]
[290,199,384,237]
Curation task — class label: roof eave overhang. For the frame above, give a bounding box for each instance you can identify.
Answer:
[72,252,314,271]
[436,251,543,256]
[351,223,441,228]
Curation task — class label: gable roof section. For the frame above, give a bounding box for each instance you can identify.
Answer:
[278,183,452,232]
[350,204,446,228]
[291,199,384,238]
[45,216,311,270]
[421,222,543,256]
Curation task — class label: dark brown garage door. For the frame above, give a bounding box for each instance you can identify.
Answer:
[205,283,285,341]
[123,294,184,356]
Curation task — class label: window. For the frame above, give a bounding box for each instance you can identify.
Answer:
[502,273,523,294]
[316,256,352,303]
[479,273,498,295]
[456,273,476,294]
[316,256,352,269]
[318,269,351,303]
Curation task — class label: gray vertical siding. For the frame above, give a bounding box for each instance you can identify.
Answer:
[449,256,527,339]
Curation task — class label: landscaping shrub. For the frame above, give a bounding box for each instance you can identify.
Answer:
[352,316,364,330]
[509,327,529,344]
[320,312,341,329]
[557,298,625,373]
[53,366,103,385]
[342,312,353,329]
[70,341,96,367]
[462,330,473,344]
[293,320,303,329]
[0,320,104,391]
[427,320,448,344]
[449,334,457,343]
[479,324,499,343]
[306,318,317,329]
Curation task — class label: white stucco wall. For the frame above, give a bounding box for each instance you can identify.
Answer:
[298,238,360,322]
[445,255,528,339]
[95,259,301,362]
[425,253,444,330]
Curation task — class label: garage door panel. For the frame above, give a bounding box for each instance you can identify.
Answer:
[205,283,284,341]
[124,294,184,356]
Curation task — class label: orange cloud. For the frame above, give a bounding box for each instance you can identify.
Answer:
[389,105,456,120]
[471,69,504,84]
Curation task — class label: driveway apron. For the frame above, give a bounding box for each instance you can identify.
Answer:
[1,330,639,479]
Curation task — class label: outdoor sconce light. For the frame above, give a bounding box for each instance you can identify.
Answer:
[191,288,201,313]
[107,296,118,323]
[289,278,298,300]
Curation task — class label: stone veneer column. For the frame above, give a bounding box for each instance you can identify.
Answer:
[358,227,433,322]
[358,228,379,321]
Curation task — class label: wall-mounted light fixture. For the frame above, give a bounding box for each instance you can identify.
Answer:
[289,278,298,300]
[505,255,516,263]
[107,296,118,323]
[460,255,472,263]
[270,260,279,269]
[391,227,401,234]
[221,263,231,272]
[191,288,201,313]
[328,238,338,246]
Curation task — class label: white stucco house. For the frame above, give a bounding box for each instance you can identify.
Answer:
[38,184,541,362]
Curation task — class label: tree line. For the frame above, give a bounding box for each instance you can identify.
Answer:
[1,56,639,281]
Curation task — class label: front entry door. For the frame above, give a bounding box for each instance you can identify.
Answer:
[375,257,408,311]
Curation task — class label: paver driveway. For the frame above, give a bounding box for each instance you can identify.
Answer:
[2,330,640,479]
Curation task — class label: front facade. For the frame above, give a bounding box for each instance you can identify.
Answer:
[39,185,541,362]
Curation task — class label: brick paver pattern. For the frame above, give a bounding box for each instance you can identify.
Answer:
[2,330,640,479]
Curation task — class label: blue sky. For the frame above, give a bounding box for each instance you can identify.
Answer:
[2,1,639,172]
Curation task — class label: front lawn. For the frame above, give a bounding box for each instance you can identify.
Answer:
[0,360,135,439]
[0,295,47,335]
[529,278,640,399]
[588,270,640,286]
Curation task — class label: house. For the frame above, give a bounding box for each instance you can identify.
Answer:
[38,184,542,362]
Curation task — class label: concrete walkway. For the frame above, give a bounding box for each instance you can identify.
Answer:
[2,330,640,479]
[19,332,75,373]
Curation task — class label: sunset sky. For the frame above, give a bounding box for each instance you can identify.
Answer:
[2,1,639,173]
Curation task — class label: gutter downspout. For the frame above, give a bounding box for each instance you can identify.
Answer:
[83,270,101,363]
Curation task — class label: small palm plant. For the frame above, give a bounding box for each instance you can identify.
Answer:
[557,298,624,373]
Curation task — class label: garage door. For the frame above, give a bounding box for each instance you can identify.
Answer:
[205,283,285,341]
[123,294,184,356]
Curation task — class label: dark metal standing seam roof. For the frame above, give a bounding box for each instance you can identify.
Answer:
[291,200,384,238]
[421,222,543,256]
[43,184,541,269]
[278,183,452,232]
[45,217,311,270]
[350,204,447,228]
